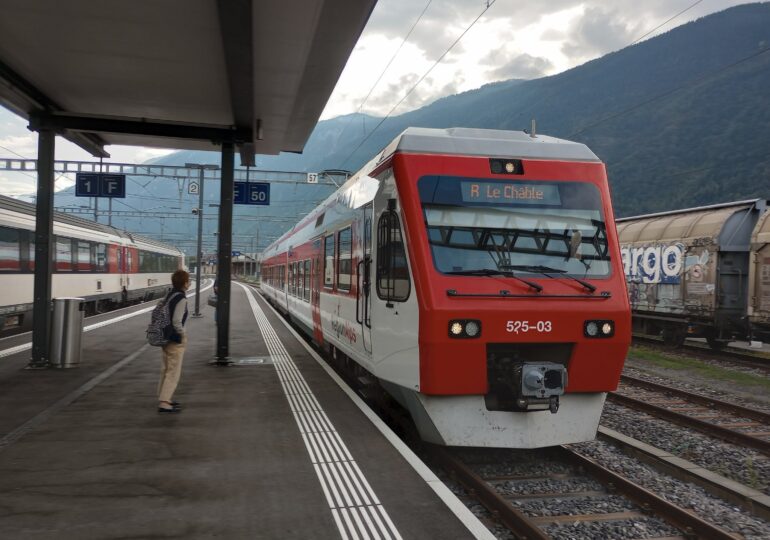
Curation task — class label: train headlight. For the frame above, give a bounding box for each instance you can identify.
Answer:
[465,320,480,337]
[584,320,614,338]
[449,320,481,338]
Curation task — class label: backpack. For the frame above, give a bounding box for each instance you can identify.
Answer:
[146,292,182,346]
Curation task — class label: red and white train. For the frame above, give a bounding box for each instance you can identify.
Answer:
[0,194,184,337]
[260,127,631,448]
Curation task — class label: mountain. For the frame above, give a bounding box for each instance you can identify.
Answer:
[298,2,770,217]
[49,2,770,251]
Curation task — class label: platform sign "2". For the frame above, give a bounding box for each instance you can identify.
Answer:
[234,182,270,205]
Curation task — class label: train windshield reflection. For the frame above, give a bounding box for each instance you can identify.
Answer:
[417,176,611,278]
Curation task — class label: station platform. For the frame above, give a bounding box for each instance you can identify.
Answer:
[0,281,489,539]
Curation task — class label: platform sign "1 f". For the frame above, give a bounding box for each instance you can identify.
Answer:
[75,173,126,198]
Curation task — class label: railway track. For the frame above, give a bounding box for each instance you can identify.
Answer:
[428,444,736,540]
[610,375,770,456]
[632,334,770,374]
[596,425,770,522]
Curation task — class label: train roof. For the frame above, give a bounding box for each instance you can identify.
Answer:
[0,193,183,254]
[616,199,767,223]
[752,207,770,245]
[616,199,768,248]
[378,127,601,164]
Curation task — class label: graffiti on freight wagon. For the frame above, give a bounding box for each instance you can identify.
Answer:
[621,243,685,284]
[621,242,715,311]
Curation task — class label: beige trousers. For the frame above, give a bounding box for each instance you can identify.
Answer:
[158,335,186,403]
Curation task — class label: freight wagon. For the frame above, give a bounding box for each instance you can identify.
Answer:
[616,199,768,348]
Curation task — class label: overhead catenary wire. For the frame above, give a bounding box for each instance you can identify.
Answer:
[629,0,703,46]
[497,0,713,133]
[568,44,770,137]
[338,0,497,169]
[330,0,433,150]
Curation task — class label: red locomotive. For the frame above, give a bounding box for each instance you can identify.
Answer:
[261,127,630,448]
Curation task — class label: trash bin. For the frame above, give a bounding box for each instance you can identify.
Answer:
[49,297,85,368]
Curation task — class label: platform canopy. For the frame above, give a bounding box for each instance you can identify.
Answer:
[0,0,376,164]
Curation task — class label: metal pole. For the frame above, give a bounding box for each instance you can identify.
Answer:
[108,197,112,227]
[193,167,204,317]
[94,196,98,223]
[216,142,234,364]
[29,129,56,368]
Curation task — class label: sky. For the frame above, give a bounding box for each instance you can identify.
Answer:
[0,0,757,196]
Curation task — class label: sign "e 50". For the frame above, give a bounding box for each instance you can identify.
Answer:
[234,182,270,205]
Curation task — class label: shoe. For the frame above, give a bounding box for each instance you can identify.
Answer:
[158,406,180,414]
[171,401,181,408]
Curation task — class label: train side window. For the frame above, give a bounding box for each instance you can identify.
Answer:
[0,226,20,271]
[56,237,73,272]
[96,244,107,272]
[324,235,335,289]
[303,259,311,301]
[77,241,92,271]
[376,208,410,303]
[297,261,304,297]
[337,227,352,291]
[28,237,35,271]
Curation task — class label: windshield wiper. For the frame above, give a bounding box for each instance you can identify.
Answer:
[445,269,543,292]
[502,264,596,293]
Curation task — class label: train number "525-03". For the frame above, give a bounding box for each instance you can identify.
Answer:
[506,320,552,334]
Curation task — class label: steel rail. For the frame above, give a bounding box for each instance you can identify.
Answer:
[597,426,770,522]
[429,444,736,540]
[632,334,770,373]
[427,446,549,540]
[557,447,736,540]
[608,392,770,455]
[621,375,770,423]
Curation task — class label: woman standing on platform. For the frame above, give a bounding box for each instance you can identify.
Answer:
[158,270,190,413]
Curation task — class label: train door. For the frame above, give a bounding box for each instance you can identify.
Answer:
[117,246,125,287]
[356,204,373,353]
[311,239,324,344]
[368,177,420,389]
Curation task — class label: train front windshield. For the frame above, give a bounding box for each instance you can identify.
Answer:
[418,176,611,278]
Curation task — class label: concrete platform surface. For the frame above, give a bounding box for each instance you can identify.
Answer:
[0,282,486,539]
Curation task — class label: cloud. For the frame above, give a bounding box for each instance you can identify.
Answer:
[561,6,641,60]
[483,48,554,80]
[0,172,36,196]
[0,133,37,159]
[541,28,565,41]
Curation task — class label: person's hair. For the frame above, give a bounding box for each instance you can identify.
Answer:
[171,269,190,290]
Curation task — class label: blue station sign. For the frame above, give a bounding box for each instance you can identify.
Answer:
[75,173,126,198]
[234,182,270,205]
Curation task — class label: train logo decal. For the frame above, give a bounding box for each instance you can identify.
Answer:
[331,316,357,344]
[621,243,685,284]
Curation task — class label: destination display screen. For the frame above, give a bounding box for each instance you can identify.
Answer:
[459,181,561,205]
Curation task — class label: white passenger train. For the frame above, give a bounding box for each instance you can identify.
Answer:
[0,194,184,337]
[261,127,631,448]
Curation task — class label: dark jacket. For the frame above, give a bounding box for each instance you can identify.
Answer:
[167,289,188,343]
